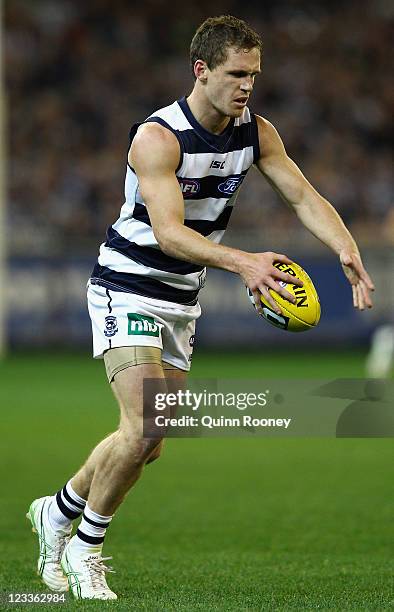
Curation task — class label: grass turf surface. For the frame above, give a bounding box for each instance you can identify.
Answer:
[0,350,393,610]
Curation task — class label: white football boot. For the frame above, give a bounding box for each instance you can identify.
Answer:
[61,537,117,600]
[26,496,71,592]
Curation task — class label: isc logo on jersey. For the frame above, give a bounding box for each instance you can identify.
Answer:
[210,160,225,169]
[128,313,162,337]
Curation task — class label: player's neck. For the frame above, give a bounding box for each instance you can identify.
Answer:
[186,91,230,135]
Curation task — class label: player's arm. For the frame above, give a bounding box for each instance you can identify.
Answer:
[255,115,374,310]
[129,122,303,314]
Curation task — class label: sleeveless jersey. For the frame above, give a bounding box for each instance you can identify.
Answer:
[91,96,260,305]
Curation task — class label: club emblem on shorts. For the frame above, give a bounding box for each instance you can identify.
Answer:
[189,335,195,347]
[127,313,161,337]
[104,315,118,337]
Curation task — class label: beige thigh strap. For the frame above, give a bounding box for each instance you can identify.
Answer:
[162,361,181,371]
[104,346,162,383]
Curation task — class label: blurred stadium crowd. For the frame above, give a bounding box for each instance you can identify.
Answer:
[5,0,393,256]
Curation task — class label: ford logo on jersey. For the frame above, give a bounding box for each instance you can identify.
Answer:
[218,175,245,195]
[178,179,200,195]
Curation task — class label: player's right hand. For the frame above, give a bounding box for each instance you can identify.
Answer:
[237,251,303,315]
[339,250,375,310]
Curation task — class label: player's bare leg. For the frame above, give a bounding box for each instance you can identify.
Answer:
[74,363,166,514]
[61,362,186,599]
[71,362,184,510]
[67,431,163,501]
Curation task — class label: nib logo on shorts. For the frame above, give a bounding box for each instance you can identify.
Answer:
[127,313,161,337]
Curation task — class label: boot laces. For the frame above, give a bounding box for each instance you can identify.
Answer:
[85,556,115,591]
[50,534,69,564]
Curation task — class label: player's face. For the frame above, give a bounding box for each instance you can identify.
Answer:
[205,46,261,118]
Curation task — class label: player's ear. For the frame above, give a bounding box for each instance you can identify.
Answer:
[194,60,208,82]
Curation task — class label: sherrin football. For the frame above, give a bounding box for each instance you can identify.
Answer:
[247,261,321,332]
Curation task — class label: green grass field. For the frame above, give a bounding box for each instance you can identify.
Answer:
[1,350,393,610]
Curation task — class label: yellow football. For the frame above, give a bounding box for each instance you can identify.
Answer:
[247,261,321,332]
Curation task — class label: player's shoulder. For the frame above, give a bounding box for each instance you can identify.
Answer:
[130,121,180,171]
[134,99,183,148]
[253,114,285,158]
[254,114,277,136]
[134,121,177,146]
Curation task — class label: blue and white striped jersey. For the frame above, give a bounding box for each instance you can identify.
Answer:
[91,96,260,305]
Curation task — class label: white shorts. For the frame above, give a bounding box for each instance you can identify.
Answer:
[87,282,201,371]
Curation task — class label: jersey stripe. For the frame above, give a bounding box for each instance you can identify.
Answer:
[176,170,247,200]
[181,149,254,178]
[132,202,233,236]
[98,244,205,288]
[147,121,255,155]
[250,113,260,162]
[134,189,238,221]
[105,226,204,274]
[183,191,239,219]
[91,265,199,305]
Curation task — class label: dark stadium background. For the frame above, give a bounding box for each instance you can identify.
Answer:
[4,0,393,350]
[1,1,393,609]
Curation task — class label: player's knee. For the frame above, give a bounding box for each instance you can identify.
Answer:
[119,430,163,466]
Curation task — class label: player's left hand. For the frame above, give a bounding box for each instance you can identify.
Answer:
[340,250,375,310]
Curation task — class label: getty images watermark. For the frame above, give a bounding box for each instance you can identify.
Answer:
[143,378,394,438]
[153,388,291,430]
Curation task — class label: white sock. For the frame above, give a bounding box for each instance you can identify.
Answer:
[47,480,86,532]
[73,504,113,553]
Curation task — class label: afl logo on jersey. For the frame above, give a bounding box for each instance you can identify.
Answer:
[218,175,245,195]
[178,179,200,195]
